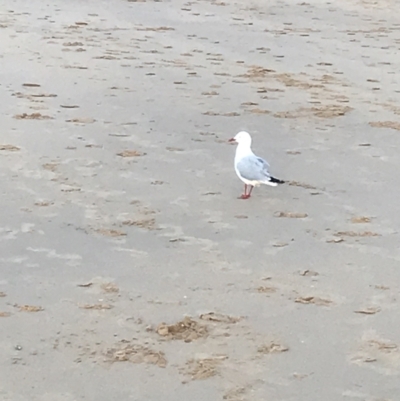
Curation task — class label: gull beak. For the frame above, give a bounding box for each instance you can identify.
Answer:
[228,138,236,143]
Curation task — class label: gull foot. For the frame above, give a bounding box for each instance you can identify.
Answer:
[238,194,250,199]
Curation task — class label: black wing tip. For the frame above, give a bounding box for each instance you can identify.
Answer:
[270,177,285,184]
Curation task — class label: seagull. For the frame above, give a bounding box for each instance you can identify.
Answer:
[228,131,284,199]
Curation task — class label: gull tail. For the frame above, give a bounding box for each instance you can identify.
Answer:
[269,176,285,185]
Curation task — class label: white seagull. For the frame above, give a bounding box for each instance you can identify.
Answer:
[229,131,284,199]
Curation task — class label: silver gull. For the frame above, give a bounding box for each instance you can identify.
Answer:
[229,131,284,199]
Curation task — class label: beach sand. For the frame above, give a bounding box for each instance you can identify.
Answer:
[1,0,400,399]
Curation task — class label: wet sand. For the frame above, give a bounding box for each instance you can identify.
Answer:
[1,0,400,400]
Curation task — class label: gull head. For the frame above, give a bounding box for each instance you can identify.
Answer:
[228,131,252,147]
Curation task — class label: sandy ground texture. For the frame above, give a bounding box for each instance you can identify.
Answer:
[1,0,400,400]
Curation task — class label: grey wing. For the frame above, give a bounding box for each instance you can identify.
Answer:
[236,155,271,181]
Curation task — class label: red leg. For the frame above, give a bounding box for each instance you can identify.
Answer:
[239,184,251,199]
[248,186,254,197]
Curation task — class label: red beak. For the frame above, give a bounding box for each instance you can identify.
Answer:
[228,138,236,143]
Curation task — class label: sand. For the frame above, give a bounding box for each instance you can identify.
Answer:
[1,0,400,400]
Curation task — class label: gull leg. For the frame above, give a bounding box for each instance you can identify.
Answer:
[239,184,250,199]
[247,186,254,197]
